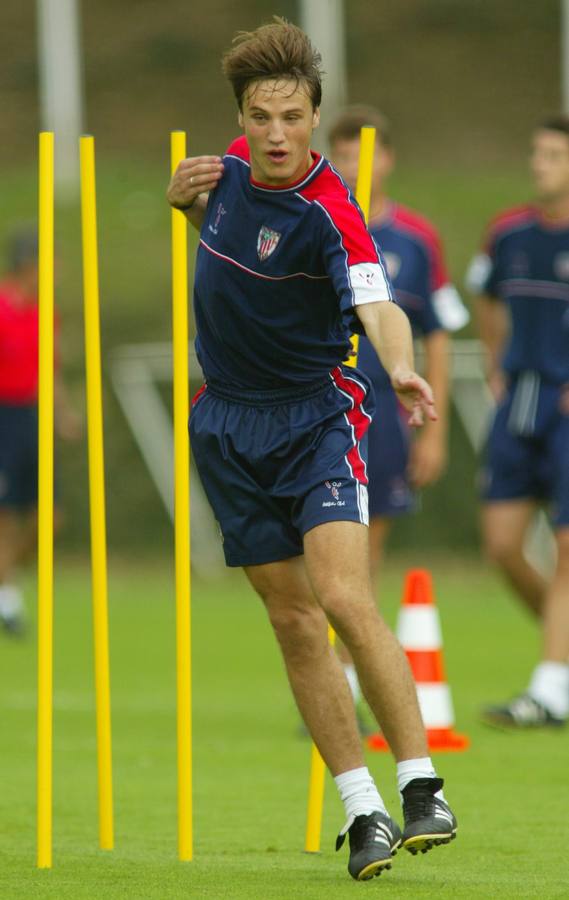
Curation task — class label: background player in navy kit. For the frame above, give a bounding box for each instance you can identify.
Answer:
[328,106,469,722]
[467,116,569,727]
[168,18,457,882]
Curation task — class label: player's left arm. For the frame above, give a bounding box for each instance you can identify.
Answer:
[409,330,449,487]
[356,301,437,427]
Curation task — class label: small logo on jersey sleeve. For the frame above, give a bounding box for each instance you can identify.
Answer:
[257,225,281,261]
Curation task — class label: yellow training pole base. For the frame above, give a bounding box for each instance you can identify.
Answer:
[304,626,336,853]
[80,134,114,851]
[37,130,54,870]
[171,130,193,862]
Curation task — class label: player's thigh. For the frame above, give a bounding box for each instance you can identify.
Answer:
[303,520,372,610]
[244,556,328,644]
[481,499,538,559]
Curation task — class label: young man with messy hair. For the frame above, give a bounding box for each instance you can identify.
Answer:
[168,18,457,882]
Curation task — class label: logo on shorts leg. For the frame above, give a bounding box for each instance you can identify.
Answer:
[322,480,346,507]
[257,225,281,261]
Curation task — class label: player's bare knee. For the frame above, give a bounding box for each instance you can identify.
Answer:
[267,604,326,657]
[484,531,523,568]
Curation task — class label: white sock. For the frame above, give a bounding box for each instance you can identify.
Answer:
[396,757,445,802]
[0,584,24,620]
[343,663,362,704]
[334,766,387,827]
[528,662,569,719]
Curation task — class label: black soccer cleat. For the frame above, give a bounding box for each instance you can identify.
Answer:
[336,810,402,881]
[401,777,457,856]
[481,693,566,729]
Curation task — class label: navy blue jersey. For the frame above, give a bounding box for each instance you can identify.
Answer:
[193,136,394,391]
[467,205,569,385]
[357,203,468,391]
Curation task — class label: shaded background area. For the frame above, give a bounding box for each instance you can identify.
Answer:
[0,1,561,554]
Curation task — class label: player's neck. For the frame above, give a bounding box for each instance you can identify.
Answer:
[368,193,390,224]
[538,192,569,224]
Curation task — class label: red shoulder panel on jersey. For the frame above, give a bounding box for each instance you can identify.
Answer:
[225,135,250,162]
[300,166,381,266]
[390,203,449,290]
[484,204,535,250]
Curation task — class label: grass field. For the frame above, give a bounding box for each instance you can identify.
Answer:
[1,557,568,899]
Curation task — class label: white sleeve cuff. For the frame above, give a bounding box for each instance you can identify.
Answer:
[432,283,470,331]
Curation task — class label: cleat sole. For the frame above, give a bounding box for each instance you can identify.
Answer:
[403,830,456,855]
[356,841,401,881]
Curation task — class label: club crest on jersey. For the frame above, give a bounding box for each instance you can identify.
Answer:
[257,225,281,261]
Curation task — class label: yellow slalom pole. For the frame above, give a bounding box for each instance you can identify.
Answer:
[79,135,114,851]
[171,130,192,862]
[37,130,55,869]
[346,126,376,369]
[304,126,376,854]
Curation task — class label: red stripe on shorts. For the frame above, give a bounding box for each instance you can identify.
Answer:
[192,384,207,406]
[330,366,369,485]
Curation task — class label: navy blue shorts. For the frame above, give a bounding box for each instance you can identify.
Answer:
[190,366,374,567]
[481,376,569,528]
[367,387,414,518]
[0,404,38,509]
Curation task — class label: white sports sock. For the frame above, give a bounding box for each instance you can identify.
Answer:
[528,661,569,719]
[396,757,445,802]
[334,766,387,826]
[0,584,24,620]
[343,663,362,704]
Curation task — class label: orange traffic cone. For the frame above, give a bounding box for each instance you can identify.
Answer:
[368,569,469,752]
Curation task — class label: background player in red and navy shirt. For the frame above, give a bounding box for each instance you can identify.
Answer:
[467,116,569,728]
[167,18,457,880]
[328,106,469,728]
[0,227,80,635]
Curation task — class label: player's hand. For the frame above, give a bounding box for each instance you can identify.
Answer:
[167,156,224,210]
[391,369,437,428]
[408,430,447,488]
[487,368,506,404]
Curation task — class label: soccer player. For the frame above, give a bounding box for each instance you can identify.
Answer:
[328,106,469,720]
[0,228,80,634]
[467,116,569,727]
[168,18,457,881]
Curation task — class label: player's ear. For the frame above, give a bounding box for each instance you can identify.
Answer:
[238,110,244,129]
[312,106,320,130]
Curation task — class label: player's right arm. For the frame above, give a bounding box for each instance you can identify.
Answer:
[465,230,509,402]
[475,294,509,401]
[167,155,224,231]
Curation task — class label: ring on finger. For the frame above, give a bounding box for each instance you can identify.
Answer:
[190,176,194,186]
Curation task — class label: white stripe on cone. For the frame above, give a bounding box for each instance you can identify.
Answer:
[397,606,442,650]
[416,683,456,729]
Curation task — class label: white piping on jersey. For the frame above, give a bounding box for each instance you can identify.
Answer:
[313,199,354,307]
[498,278,569,302]
[508,371,540,436]
[224,152,326,192]
[199,239,329,281]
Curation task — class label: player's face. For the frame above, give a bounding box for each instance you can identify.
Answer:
[239,79,320,186]
[531,129,569,200]
[330,138,394,199]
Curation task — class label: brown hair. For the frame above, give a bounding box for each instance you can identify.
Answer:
[537,114,569,138]
[222,17,323,111]
[328,105,393,149]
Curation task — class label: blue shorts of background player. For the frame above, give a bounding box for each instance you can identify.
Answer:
[482,377,569,527]
[0,405,38,509]
[190,366,374,568]
[366,387,415,518]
